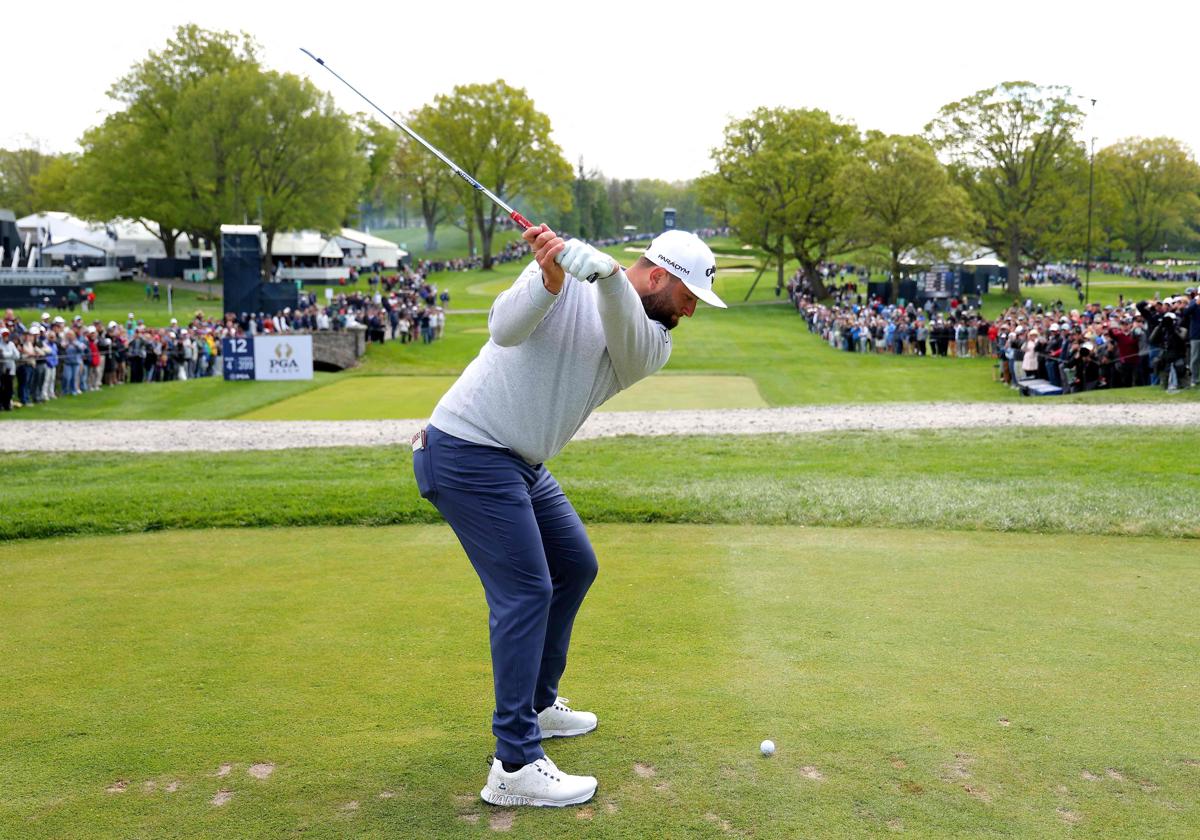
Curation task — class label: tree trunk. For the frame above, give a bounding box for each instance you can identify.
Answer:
[262,227,276,282]
[422,202,438,252]
[161,228,177,261]
[1006,233,1021,297]
[803,263,828,299]
[776,256,785,294]
[480,210,495,270]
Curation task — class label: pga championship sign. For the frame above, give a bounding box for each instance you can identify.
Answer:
[221,335,313,381]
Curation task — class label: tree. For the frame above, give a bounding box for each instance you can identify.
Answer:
[927,82,1086,295]
[1096,137,1200,262]
[235,70,366,276]
[394,106,458,252]
[423,80,572,268]
[0,142,58,217]
[73,24,259,263]
[839,133,976,299]
[357,122,402,230]
[170,66,262,272]
[703,107,860,297]
[29,154,78,212]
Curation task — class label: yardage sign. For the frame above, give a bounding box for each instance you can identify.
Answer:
[222,337,255,380]
[221,336,313,381]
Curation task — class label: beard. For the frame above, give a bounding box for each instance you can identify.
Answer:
[640,286,679,330]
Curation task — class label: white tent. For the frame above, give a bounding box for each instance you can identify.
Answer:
[17,211,105,250]
[962,254,1005,267]
[269,230,343,261]
[336,227,404,268]
[41,239,108,259]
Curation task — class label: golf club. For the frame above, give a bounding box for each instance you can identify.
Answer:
[300,47,534,232]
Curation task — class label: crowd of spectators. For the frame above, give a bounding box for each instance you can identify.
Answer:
[0,264,457,410]
[990,293,1199,392]
[790,273,1200,394]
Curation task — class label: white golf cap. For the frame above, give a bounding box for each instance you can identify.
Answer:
[643,230,726,308]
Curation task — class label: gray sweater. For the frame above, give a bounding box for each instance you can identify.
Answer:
[430,258,671,464]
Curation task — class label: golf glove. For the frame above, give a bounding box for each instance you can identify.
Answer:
[556,240,617,283]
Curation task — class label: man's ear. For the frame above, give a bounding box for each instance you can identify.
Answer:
[650,267,670,290]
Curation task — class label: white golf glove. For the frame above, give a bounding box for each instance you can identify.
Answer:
[556,240,618,283]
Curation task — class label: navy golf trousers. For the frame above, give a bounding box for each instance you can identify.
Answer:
[412,425,598,765]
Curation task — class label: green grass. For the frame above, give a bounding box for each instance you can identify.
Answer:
[237,374,767,420]
[372,223,525,263]
[11,279,219,330]
[2,522,1198,838]
[3,427,1198,543]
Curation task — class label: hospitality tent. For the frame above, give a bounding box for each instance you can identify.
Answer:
[335,228,404,268]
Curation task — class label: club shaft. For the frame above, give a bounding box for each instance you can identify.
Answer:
[300,48,533,230]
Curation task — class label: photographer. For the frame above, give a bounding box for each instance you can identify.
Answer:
[1148,309,1188,392]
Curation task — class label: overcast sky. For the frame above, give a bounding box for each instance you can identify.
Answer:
[5,0,1197,182]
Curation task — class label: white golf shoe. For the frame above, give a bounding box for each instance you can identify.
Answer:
[480,755,597,807]
[537,697,598,738]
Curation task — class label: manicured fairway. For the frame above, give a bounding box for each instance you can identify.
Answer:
[237,374,768,420]
[2,524,1197,839]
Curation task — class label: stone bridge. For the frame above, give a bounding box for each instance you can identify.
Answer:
[308,329,367,371]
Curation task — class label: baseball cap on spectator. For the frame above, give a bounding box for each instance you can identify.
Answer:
[0,327,9,336]
[41,312,50,320]
[128,312,135,319]
[107,321,118,328]
[53,316,65,324]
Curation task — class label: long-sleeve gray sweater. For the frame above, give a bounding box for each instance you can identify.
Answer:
[429,258,671,464]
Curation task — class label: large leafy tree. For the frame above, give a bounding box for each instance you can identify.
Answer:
[703,107,860,297]
[839,133,976,299]
[29,153,78,213]
[0,143,59,217]
[235,70,366,276]
[73,24,259,261]
[927,82,1086,295]
[422,80,572,268]
[1096,137,1200,262]
[394,106,459,252]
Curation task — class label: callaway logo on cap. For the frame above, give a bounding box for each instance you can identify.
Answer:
[643,230,726,308]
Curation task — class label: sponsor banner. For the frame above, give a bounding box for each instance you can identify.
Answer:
[252,334,313,381]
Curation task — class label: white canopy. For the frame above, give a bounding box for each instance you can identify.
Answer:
[270,231,343,260]
[41,238,107,258]
[337,227,404,268]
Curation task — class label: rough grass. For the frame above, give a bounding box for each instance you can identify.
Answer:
[2,523,1198,838]
[11,279,218,330]
[2,428,1197,542]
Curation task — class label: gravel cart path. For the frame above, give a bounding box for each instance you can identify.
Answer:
[1,402,1197,452]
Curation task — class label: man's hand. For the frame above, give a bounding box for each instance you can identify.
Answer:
[557,240,618,283]
[523,224,566,294]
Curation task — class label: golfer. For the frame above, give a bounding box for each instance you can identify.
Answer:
[411,225,724,807]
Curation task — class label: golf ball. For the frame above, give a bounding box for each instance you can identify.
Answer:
[760,739,776,757]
